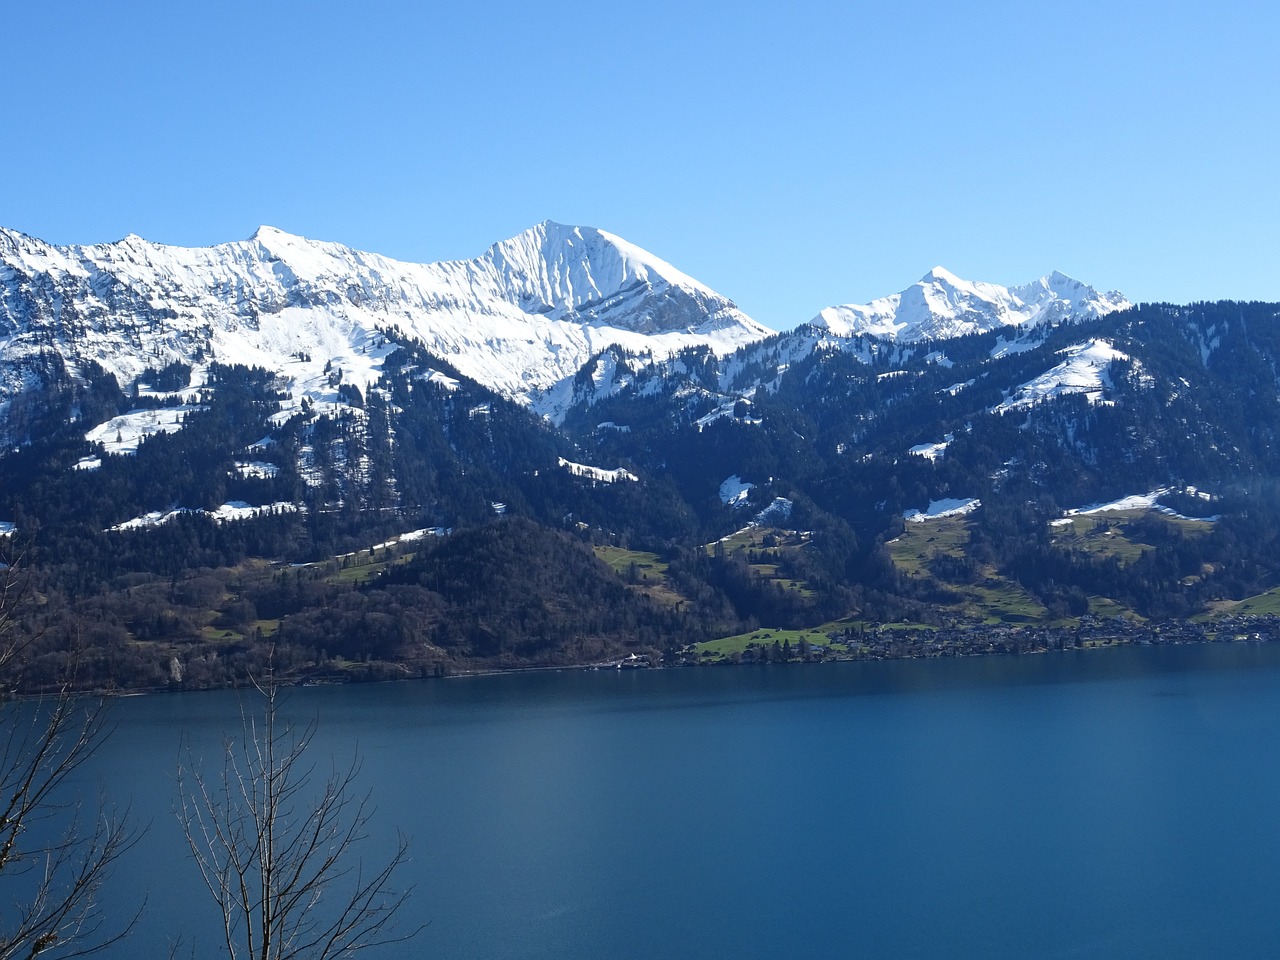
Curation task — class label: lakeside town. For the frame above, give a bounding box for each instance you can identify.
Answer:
[676,614,1280,667]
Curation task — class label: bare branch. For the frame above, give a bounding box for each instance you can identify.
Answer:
[0,550,143,959]
[177,666,422,959]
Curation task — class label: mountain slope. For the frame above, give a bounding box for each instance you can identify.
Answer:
[549,267,1129,425]
[0,221,768,436]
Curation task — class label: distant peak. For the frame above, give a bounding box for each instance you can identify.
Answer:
[496,221,598,252]
[922,266,962,285]
[250,225,290,242]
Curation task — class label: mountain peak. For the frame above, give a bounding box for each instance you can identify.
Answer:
[814,268,1129,341]
[923,265,963,285]
[0,221,767,420]
[250,225,290,242]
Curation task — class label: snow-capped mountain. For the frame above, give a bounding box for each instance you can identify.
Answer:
[0,221,768,422]
[552,267,1128,425]
[813,267,1130,341]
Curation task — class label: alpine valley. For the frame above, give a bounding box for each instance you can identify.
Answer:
[2,222,1279,691]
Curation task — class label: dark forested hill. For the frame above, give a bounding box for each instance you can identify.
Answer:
[6,299,1280,691]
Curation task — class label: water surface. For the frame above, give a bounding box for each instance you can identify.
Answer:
[63,644,1280,958]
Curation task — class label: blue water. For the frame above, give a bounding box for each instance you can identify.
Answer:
[54,644,1280,958]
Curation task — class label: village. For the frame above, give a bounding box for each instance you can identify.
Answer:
[690,614,1280,666]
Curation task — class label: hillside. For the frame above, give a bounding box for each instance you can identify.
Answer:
[4,223,1280,690]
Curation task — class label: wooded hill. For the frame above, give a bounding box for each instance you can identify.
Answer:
[6,301,1280,691]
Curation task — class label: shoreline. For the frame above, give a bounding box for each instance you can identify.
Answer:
[11,612,1278,701]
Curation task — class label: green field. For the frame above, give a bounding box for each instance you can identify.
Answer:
[888,516,1050,623]
[1050,510,1214,566]
[1204,587,1280,618]
[883,509,1225,625]
[694,622,850,659]
[321,548,417,585]
[701,525,817,598]
[888,517,970,576]
[593,545,686,607]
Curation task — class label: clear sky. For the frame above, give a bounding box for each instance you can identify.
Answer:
[6,0,1277,330]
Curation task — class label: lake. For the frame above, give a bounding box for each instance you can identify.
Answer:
[51,643,1280,958]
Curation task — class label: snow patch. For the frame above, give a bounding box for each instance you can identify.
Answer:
[85,405,205,455]
[107,501,299,532]
[909,434,953,461]
[752,497,793,526]
[234,461,279,479]
[558,457,638,483]
[904,498,981,522]
[421,369,460,391]
[719,475,754,507]
[995,340,1128,412]
[1062,489,1218,522]
[371,527,451,551]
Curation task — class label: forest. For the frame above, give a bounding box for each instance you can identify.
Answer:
[4,302,1280,691]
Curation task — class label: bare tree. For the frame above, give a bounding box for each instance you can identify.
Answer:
[0,541,139,959]
[177,673,420,960]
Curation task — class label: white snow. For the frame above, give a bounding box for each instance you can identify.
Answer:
[814,268,1129,343]
[904,498,981,522]
[719,475,754,507]
[0,222,769,432]
[752,497,793,526]
[558,457,638,483]
[84,405,205,455]
[234,461,280,479]
[0,522,14,537]
[371,527,450,551]
[209,501,297,523]
[1061,489,1218,522]
[909,434,953,460]
[107,500,299,532]
[421,369,460,391]
[74,456,102,471]
[995,340,1128,412]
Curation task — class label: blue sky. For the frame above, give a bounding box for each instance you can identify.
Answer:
[6,0,1277,330]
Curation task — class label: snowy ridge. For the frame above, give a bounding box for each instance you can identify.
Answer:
[0,222,768,435]
[547,265,1123,430]
[995,339,1129,412]
[814,268,1129,342]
